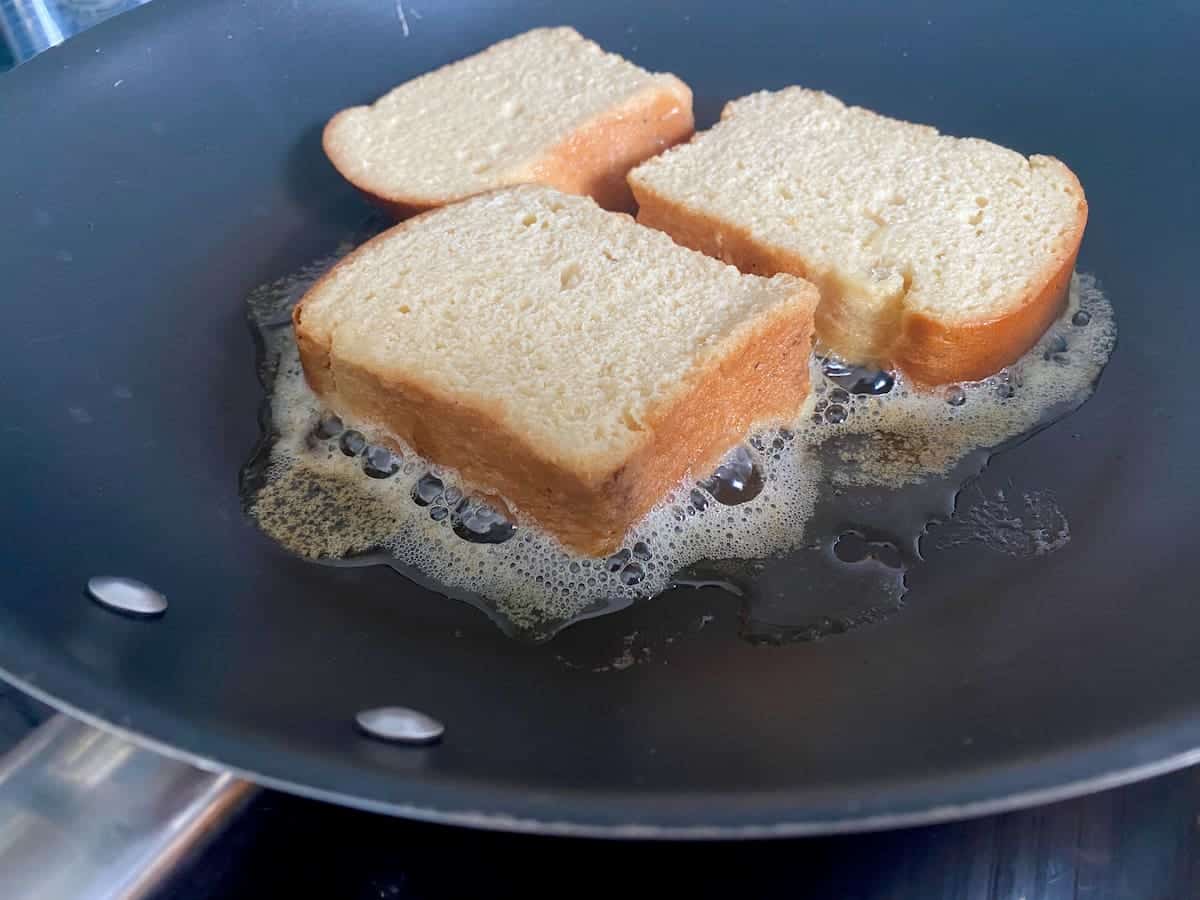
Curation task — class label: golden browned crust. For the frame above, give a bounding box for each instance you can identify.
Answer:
[293,224,815,556]
[896,240,1079,384]
[630,161,1088,386]
[530,79,694,213]
[633,178,811,276]
[323,80,694,219]
[607,302,814,549]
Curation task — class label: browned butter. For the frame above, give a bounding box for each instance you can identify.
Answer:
[241,242,1116,642]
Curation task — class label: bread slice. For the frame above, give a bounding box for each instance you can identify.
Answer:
[628,88,1088,384]
[323,27,694,216]
[293,186,818,556]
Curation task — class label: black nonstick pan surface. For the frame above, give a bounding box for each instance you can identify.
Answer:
[1,0,1197,835]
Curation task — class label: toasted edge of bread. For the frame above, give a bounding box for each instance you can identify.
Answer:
[292,201,816,556]
[323,75,694,217]
[633,173,1085,384]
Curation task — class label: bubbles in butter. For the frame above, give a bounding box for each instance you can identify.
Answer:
[249,346,820,638]
[241,242,1115,641]
[812,274,1116,488]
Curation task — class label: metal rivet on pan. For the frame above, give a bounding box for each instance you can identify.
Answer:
[355,707,444,745]
[86,576,168,618]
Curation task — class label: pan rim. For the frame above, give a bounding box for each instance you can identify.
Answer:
[5,665,1200,839]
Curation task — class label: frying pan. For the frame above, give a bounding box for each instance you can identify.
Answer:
[1,0,1198,894]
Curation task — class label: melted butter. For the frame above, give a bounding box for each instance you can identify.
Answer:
[241,240,1116,642]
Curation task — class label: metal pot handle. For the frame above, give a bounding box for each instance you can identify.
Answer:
[0,714,253,899]
[0,0,150,65]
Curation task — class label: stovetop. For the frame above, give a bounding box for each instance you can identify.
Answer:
[1,686,1196,900]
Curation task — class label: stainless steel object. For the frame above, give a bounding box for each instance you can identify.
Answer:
[355,707,445,745]
[0,0,149,64]
[86,576,168,618]
[0,715,252,899]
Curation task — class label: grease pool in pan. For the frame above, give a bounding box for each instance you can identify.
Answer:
[240,232,1115,642]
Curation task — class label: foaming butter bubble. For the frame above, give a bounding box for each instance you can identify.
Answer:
[242,257,1115,641]
[799,274,1117,488]
[251,338,821,637]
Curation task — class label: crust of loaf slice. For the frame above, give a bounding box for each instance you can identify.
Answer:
[322,28,694,216]
[634,178,1081,384]
[629,89,1088,384]
[292,188,817,556]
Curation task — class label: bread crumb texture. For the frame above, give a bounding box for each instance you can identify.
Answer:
[630,87,1087,379]
[325,26,692,210]
[293,186,817,553]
